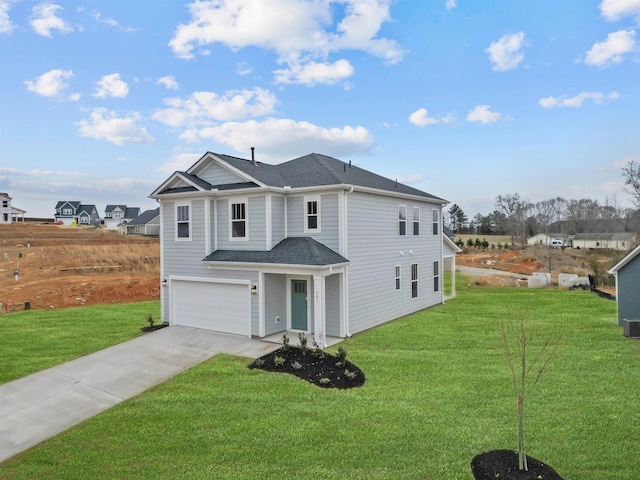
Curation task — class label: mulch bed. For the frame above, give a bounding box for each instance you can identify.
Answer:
[471,450,564,479]
[248,346,365,389]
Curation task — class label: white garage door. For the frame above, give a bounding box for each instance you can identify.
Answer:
[172,280,251,336]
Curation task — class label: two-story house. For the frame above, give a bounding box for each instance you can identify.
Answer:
[54,201,100,226]
[104,205,141,229]
[150,152,449,347]
[1,193,26,224]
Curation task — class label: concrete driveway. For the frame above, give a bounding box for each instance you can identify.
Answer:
[0,326,280,463]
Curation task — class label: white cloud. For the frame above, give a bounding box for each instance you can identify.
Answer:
[184,117,374,162]
[408,108,440,127]
[274,59,355,85]
[93,73,129,98]
[446,0,457,10]
[486,32,526,71]
[236,61,253,76]
[30,3,73,38]
[24,69,73,97]
[153,87,278,127]
[466,104,502,124]
[585,29,636,67]
[169,0,404,86]
[76,108,155,146]
[91,10,117,27]
[157,152,203,173]
[538,91,620,108]
[394,174,425,184]
[0,167,89,178]
[600,0,640,21]
[0,0,14,34]
[157,75,179,90]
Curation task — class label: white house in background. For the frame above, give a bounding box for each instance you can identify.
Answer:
[526,233,565,247]
[0,193,26,224]
[104,205,141,229]
[150,151,453,347]
[569,233,636,251]
[125,208,160,236]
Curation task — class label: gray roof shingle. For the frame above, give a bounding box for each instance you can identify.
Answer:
[203,237,349,266]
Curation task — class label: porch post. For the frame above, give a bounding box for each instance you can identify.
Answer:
[312,275,326,348]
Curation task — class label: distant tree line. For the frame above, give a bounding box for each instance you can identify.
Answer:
[446,160,640,245]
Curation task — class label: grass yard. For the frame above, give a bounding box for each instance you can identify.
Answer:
[0,301,159,384]
[1,279,638,479]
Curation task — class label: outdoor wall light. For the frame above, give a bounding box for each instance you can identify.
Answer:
[161,278,168,287]
[251,284,258,294]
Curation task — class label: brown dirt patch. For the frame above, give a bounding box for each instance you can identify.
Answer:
[0,224,159,313]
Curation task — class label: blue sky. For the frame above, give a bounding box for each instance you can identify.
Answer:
[1,0,639,219]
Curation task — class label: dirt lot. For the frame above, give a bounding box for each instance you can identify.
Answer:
[0,224,159,313]
[456,244,624,290]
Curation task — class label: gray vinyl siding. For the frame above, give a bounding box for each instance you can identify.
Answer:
[271,195,285,247]
[265,274,287,335]
[216,196,267,250]
[286,193,339,251]
[346,191,442,334]
[618,258,640,324]
[197,162,246,186]
[325,273,341,337]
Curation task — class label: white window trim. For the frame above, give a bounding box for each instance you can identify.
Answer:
[433,260,440,293]
[413,206,420,236]
[432,208,439,236]
[303,195,321,233]
[398,205,407,236]
[411,263,419,299]
[229,198,249,241]
[395,265,401,291]
[175,201,192,241]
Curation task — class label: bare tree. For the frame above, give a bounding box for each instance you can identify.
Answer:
[622,160,640,207]
[501,307,561,472]
[495,194,529,245]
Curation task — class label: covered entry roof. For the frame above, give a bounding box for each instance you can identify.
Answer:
[203,237,349,266]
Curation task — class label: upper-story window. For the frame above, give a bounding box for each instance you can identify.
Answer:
[398,205,407,236]
[114,211,123,218]
[176,203,190,240]
[432,209,439,235]
[413,207,420,235]
[231,201,247,239]
[2,201,7,207]
[305,196,320,232]
[63,208,72,215]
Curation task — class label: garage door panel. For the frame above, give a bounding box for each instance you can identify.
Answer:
[172,280,250,336]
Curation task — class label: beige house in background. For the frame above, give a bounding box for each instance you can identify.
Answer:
[0,193,26,224]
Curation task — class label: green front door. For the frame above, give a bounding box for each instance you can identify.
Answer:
[291,280,308,330]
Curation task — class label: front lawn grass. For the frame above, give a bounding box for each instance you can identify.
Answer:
[1,281,638,479]
[0,301,159,384]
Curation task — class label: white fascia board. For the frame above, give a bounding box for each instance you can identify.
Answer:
[608,244,640,274]
[345,184,448,205]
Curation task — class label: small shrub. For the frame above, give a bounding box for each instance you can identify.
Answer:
[466,238,474,247]
[344,369,357,381]
[254,358,265,367]
[497,243,503,250]
[291,361,303,370]
[146,314,154,327]
[298,333,308,354]
[281,334,290,352]
[311,339,326,358]
[336,346,348,361]
[319,377,331,385]
[273,355,285,367]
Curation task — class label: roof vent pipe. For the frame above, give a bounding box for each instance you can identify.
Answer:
[251,147,256,165]
[349,160,352,168]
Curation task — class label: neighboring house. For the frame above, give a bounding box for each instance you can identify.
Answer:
[104,205,141,229]
[527,233,565,247]
[608,245,640,326]
[0,192,26,224]
[125,208,160,236]
[442,226,462,299]
[569,233,635,251]
[150,152,450,346]
[54,201,100,226]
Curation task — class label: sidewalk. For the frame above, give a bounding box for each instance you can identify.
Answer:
[0,326,280,463]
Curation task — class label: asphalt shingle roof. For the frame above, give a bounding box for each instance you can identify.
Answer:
[203,237,349,266]
[127,208,159,226]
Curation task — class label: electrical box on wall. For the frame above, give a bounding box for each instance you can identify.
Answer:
[623,319,640,338]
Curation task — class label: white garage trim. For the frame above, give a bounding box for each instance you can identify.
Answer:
[169,276,251,337]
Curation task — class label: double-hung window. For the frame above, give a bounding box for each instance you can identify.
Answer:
[231,201,247,239]
[176,204,190,239]
[398,205,407,236]
[413,207,420,235]
[432,209,439,235]
[305,197,320,232]
[395,265,401,291]
[411,263,418,298]
[433,261,440,292]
